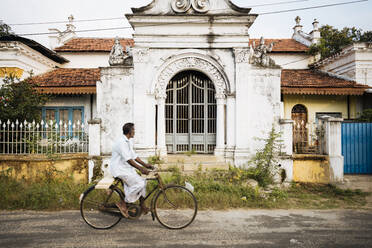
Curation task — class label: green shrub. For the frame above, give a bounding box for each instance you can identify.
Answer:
[147,154,164,165]
[246,126,283,187]
[0,168,88,210]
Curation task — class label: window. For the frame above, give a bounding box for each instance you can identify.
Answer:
[42,107,84,127]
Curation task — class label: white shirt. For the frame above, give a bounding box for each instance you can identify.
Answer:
[110,134,138,177]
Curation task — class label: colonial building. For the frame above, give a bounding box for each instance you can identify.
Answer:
[0,35,68,83]
[1,0,371,178]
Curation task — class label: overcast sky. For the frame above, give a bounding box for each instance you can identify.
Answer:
[1,0,371,47]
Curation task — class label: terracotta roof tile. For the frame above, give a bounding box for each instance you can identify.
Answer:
[281,69,369,95]
[249,39,308,53]
[36,87,96,95]
[55,37,307,53]
[31,68,100,94]
[32,68,368,96]
[54,38,134,52]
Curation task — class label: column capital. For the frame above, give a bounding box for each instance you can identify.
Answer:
[132,47,150,63]
[215,92,226,100]
[226,92,236,98]
[233,48,250,63]
[156,93,167,101]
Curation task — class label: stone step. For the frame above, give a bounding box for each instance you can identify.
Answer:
[157,163,229,172]
[158,155,229,172]
[165,154,224,164]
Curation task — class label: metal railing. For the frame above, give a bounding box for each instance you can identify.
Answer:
[293,119,325,154]
[0,119,88,155]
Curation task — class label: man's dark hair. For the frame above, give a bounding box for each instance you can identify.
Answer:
[123,123,134,135]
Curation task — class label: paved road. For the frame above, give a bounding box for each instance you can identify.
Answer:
[1,209,371,248]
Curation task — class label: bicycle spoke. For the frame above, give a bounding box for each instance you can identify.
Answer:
[163,194,178,209]
[154,185,197,229]
[83,199,104,206]
[81,187,122,229]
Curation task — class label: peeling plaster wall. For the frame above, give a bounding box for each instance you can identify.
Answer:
[234,64,282,166]
[0,154,89,183]
[293,155,330,183]
[97,66,134,155]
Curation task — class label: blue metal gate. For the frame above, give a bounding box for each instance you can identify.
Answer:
[342,123,372,174]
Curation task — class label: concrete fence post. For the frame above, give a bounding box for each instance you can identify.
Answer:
[88,118,101,182]
[279,119,294,182]
[319,116,344,182]
[279,119,293,156]
[88,119,101,156]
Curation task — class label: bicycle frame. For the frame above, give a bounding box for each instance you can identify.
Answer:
[80,171,197,229]
[108,173,166,216]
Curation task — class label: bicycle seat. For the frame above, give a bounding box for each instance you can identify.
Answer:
[95,175,115,189]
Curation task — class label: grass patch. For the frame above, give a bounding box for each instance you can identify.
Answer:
[283,182,369,209]
[0,167,369,210]
[0,168,88,210]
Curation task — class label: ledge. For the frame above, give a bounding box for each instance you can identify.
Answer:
[280,119,294,124]
[293,154,328,161]
[88,119,102,125]
[0,153,89,162]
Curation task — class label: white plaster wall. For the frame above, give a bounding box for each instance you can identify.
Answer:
[271,54,310,69]
[44,94,96,125]
[245,68,282,156]
[234,63,282,166]
[59,52,111,68]
[97,66,134,155]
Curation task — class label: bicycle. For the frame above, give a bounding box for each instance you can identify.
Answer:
[79,171,198,230]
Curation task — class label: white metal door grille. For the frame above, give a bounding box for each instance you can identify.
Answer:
[165,71,216,153]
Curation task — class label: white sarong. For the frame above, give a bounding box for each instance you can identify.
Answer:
[110,134,146,203]
[117,172,146,203]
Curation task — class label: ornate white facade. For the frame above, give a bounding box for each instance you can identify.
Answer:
[89,0,285,166]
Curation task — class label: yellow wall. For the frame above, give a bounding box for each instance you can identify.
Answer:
[0,154,88,183]
[293,155,330,183]
[0,67,24,78]
[283,95,358,123]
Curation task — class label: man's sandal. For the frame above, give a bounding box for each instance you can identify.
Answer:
[115,203,129,218]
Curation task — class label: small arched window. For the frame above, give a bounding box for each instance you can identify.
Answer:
[291,104,308,124]
[291,104,307,114]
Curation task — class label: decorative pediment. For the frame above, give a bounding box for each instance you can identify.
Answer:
[131,0,253,15]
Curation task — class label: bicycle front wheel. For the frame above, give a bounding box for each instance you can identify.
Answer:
[154,185,197,229]
[80,186,122,229]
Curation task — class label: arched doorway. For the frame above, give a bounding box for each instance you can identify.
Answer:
[165,70,216,153]
[291,104,308,153]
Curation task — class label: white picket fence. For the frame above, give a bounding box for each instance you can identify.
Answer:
[0,119,88,155]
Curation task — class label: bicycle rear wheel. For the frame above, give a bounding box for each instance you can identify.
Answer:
[80,186,122,229]
[154,185,197,229]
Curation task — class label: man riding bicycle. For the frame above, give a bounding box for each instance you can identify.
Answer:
[110,122,154,218]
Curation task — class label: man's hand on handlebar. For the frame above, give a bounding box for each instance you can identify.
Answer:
[145,164,155,170]
[140,167,150,175]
